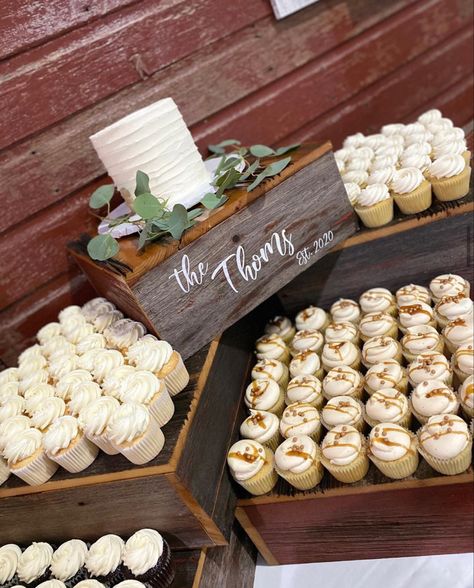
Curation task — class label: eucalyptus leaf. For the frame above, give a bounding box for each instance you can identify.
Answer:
[239,158,260,181]
[187,208,204,220]
[167,204,189,240]
[138,222,152,250]
[208,139,241,154]
[133,193,163,219]
[201,192,228,210]
[264,156,292,176]
[87,234,119,261]
[274,143,300,156]
[246,169,269,192]
[89,184,115,209]
[250,144,275,157]
[135,170,150,196]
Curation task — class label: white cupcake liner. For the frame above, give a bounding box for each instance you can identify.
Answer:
[86,431,119,455]
[160,354,190,396]
[116,419,165,465]
[11,449,59,486]
[48,433,99,473]
[149,388,175,428]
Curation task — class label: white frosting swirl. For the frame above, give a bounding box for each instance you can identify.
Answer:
[0,368,19,385]
[41,336,75,359]
[51,540,88,581]
[48,354,79,382]
[123,529,163,576]
[362,337,400,366]
[396,284,431,305]
[344,182,360,205]
[366,389,408,423]
[346,157,371,172]
[359,288,394,314]
[366,166,395,186]
[274,434,317,474]
[80,396,120,436]
[126,340,173,372]
[334,148,355,161]
[399,302,434,329]
[255,334,288,361]
[370,155,398,171]
[240,409,280,443]
[359,312,396,338]
[343,132,365,148]
[61,316,94,344]
[412,380,458,417]
[56,370,94,401]
[4,427,43,465]
[58,305,83,323]
[104,319,146,349]
[321,342,359,369]
[286,375,322,404]
[37,322,62,344]
[93,310,124,333]
[86,535,124,577]
[17,543,53,584]
[324,321,358,344]
[459,375,473,409]
[402,122,427,136]
[227,439,267,481]
[365,134,390,149]
[365,360,405,391]
[244,378,281,411]
[76,333,107,355]
[290,350,321,377]
[280,403,320,438]
[382,123,406,136]
[18,344,43,364]
[430,274,469,300]
[435,294,473,322]
[43,415,80,456]
[404,131,433,146]
[92,349,124,382]
[107,402,150,445]
[0,414,31,452]
[341,170,368,186]
[443,318,474,349]
[454,343,474,375]
[417,109,442,124]
[408,352,452,385]
[121,371,161,404]
[102,365,137,400]
[419,414,469,459]
[18,355,47,379]
[19,370,50,394]
[356,183,390,207]
[82,298,116,322]
[402,142,432,157]
[264,316,294,340]
[0,396,25,422]
[429,154,465,179]
[31,397,66,430]
[322,396,362,427]
[321,425,362,465]
[374,143,403,159]
[67,382,102,417]
[323,366,362,398]
[251,359,286,383]
[392,168,425,197]
[433,139,467,159]
[290,330,323,355]
[330,299,361,324]
[0,381,20,403]
[0,544,22,584]
[294,306,328,331]
[401,325,440,355]
[369,423,412,461]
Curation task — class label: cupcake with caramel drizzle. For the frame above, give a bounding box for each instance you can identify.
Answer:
[359,288,397,317]
[320,424,369,483]
[368,422,419,479]
[289,329,324,357]
[396,284,431,307]
[295,306,330,333]
[289,350,324,380]
[442,317,474,355]
[429,273,470,303]
[244,378,285,416]
[359,312,398,342]
[408,351,453,387]
[410,380,459,424]
[227,439,278,495]
[322,366,364,401]
[274,434,323,490]
[330,298,361,325]
[401,325,444,363]
[321,341,362,372]
[264,315,296,344]
[251,358,289,390]
[255,334,290,365]
[324,321,359,345]
[286,375,323,410]
[361,336,402,369]
[365,388,411,428]
[418,414,472,475]
[459,375,473,419]
[280,402,321,442]
[240,409,281,452]
[398,302,436,334]
[365,359,408,395]
[321,395,365,432]
[434,293,473,329]
[452,342,474,383]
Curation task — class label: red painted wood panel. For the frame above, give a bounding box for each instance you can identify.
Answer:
[0,0,270,151]
[0,0,140,60]
[0,0,417,233]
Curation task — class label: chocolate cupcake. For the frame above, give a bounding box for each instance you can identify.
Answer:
[50,540,88,586]
[36,581,66,588]
[0,544,22,588]
[85,535,124,586]
[17,543,53,587]
[122,529,174,588]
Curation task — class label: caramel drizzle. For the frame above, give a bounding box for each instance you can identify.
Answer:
[253,360,278,380]
[294,350,317,362]
[399,304,433,318]
[371,426,414,455]
[229,443,265,464]
[326,342,348,361]
[288,381,317,392]
[371,391,405,411]
[248,381,270,407]
[285,441,314,462]
[463,383,474,398]
[324,428,360,451]
[425,388,455,400]
[403,332,439,346]
[324,401,359,416]
[327,367,357,385]
[247,412,268,430]
[282,406,319,435]
[363,337,397,361]
[257,336,287,353]
[301,307,318,321]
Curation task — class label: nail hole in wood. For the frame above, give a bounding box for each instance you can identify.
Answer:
[232,235,240,243]
[78,501,86,506]
[31,150,36,155]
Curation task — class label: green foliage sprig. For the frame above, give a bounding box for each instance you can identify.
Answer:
[87,141,299,261]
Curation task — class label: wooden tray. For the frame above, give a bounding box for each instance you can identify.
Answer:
[69,143,357,359]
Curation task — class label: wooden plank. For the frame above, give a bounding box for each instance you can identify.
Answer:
[0,0,418,232]
[0,0,139,60]
[239,481,474,564]
[171,549,201,588]
[0,0,271,151]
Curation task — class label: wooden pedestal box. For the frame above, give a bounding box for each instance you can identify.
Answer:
[234,196,474,565]
[69,143,357,360]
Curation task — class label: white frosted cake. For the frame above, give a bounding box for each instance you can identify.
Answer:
[90,98,211,208]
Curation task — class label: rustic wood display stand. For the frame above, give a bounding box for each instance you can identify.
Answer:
[69,143,357,359]
[236,192,474,565]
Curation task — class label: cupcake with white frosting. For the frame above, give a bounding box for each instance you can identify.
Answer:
[330,299,361,325]
[51,540,88,585]
[18,355,47,380]
[408,351,453,387]
[37,323,62,345]
[429,273,470,303]
[289,330,324,357]
[19,370,50,395]
[255,334,290,365]
[285,375,323,409]
[359,288,396,317]
[321,342,361,372]
[361,336,402,369]
[428,154,471,201]
[365,389,411,428]
[274,435,323,490]
[403,141,432,158]
[91,349,124,384]
[396,284,432,309]
[107,402,165,465]
[48,354,80,384]
[341,170,368,187]
[0,544,22,587]
[359,312,398,342]
[43,415,99,473]
[434,294,473,329]
[264,316,296,344]
[0,381,20,404]
[368,423,418,479]
[354,183,393,228]
[0,396,25,423]
[81,298,116,323]
[418,414,472,475]
[410,380,458,425]
[102,365,136,401]
[289,350,324,380]
[61,315,94,345]
[366,166,396,187]
[93,310,124,334]
[398,301,436,333]
[121,371,174,428]
[86,535,124,585]
[76,333,107,356]
[240,410,281,451]
[401,325,443,363]
[0,368,19,386]
[0,415,31,453]
[227,439,277,495]
[324,321,359,345]
[417,108,442,125]
[391,167,432,214]
[459,375,473,419]
[251,359,289,391]
[244,378,285,416]
[280,403,321,442]
[122,529,174,588]
[320,396,364,432]
[31,397,66,432]
[79,396,121,455]
[58,305,83,323]
[442,317,474,354]
[364,360,408,395]
[104,319,146,352]
[322,366,364,401]
[56,370,93,402]
[17,543,53,587]
[41,336,75,361]
[320,425,369,483]
[75,580,105,588]
[343,182,360,206]
[22,384,54,416]
[433,138,468,161]
[67,382,102,418]
[294,306,330,332]
[452,343,474,383]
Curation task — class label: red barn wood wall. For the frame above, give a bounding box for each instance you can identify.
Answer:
[0,0,472,364]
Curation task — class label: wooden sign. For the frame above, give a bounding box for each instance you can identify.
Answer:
[70,144,357,359]
[270,0,320,20]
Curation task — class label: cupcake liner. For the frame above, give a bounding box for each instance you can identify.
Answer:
[24,569,52,588]
[0,462,10,486]
[237,447,278,496]
[402,338,444,364]
[368,434,419,479]
[157,353,190,396]
[461,402,474,420]
[10,449,59,486]
[360,323,399,343]
[393,180,432,214]
[354,197,394,228]
[258,429,282,453]
[321,445,369,483]
[61,566,89,588]
[434,312,451,330]
[86,431,119,455]
[117,419,165,465]
[149,387,175,428]
[275,459,324,491]
[124,539,175,588]
[364,408,412,430]
[48,433,99,473]
[280,327,296,345]
[431,164,471,201]
[267,392,286,417]
[453,365,470,384]
[92,565,125,586]
[277,365,290,390]
[418,435,472,475]
[462,150,471,165]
